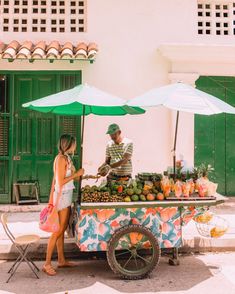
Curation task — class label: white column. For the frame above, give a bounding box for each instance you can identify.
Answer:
[168,72,200,170]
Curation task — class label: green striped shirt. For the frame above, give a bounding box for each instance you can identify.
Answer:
[106,138,133,176]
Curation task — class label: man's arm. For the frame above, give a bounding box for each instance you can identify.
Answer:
[109,153,131,168]
[110,141,133,168]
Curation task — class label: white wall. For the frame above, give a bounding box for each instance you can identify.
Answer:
[1,0,234,176]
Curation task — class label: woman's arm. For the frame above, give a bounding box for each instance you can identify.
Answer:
[56,156,84,189]
[48,175,55,205]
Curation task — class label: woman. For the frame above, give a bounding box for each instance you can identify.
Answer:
[43,134,84,276]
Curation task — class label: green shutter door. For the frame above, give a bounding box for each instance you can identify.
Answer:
[223,79,235,195]
[12,74,57,202]
[0,75,10,203]
[195,76,235,195]
[10,71,81,203]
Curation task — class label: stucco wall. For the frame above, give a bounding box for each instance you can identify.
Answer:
[1,0,233,176]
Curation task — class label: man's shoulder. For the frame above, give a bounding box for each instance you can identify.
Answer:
[107,140,114,147]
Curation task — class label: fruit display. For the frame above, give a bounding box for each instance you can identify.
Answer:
[82,185,124,202]
[136,173,162,182]
[81,168,217,203]
[81,178,155,203]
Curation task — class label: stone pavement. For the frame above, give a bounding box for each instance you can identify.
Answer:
[0,199,234,259]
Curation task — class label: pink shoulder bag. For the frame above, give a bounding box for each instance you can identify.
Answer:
[39,191,61,233]
[39,156,62,233]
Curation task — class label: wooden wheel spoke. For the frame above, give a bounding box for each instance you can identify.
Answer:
[123,255,133,269]
[115,250,130,257]
[136,253,151,264]
[134,256,139,270]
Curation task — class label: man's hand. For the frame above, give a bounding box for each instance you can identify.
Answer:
[98,163,111,176]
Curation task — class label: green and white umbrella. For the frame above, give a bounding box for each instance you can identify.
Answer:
[23,83,143,115]
[22,83,145,203]
[127,82,235,176]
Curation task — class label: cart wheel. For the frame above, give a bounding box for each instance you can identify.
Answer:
[107,224,160,280]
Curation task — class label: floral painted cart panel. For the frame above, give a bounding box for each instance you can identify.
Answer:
[75,206,203,252]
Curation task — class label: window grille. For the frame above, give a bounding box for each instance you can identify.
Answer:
[0,0,87,33]
[197,1,235,35]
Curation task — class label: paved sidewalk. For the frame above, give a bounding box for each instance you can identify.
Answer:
[0,199,234,259]
[0,253,235,294]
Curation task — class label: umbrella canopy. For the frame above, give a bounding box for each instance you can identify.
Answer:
[127,82,235,115]
[127,82,235,177]
[22,83,144,115]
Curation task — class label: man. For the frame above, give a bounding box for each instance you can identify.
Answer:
[98,124,133,180]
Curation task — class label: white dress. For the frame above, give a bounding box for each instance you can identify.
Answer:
[53,154,75,211]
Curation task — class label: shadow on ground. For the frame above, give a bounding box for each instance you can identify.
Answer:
[0,254,215,294]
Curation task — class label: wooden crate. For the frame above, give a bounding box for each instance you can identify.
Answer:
[13,181,40,205]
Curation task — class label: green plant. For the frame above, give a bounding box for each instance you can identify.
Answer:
[193,164,214,178]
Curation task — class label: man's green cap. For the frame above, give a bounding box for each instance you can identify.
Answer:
[106,123,120,135]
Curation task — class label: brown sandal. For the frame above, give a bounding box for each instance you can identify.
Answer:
[42,265,57,276]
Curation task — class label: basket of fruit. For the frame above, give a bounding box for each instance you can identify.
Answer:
[194,212,228,238]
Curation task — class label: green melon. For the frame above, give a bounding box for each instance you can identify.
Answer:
[131,194,139,201]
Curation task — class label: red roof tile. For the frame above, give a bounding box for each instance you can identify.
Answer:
[0,40,98,61]
[31,41,46,59]
[61,42,74,59]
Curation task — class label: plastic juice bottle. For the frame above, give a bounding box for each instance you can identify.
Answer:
[189,180,195,194]
[198,184,207,197]
[174,181,182,198]
[182,182,190,198]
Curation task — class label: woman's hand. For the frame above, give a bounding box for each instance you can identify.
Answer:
[48,201,54,212]
[74,168,85,179]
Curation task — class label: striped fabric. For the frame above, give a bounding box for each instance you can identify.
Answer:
[106,138,133,176]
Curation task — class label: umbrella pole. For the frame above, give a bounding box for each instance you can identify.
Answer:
[173,111,179,179]
[78,105,85,205]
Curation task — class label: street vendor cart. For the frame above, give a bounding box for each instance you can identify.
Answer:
[74,191,226,279]
[73,168,227,280]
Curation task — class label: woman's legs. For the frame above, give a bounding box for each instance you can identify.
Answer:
[44,207,70,269]
[56,207,78,267]
[56,207,70,264]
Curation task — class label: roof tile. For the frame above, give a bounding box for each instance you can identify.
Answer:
[88,42,98,59]
[31,41,46,59]
[17,41,33,59]
[61,42,73,59]
[0,40,97,61]
[2,40,20,59]
[75,42,88,59]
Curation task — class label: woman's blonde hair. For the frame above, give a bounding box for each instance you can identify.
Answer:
[58,134,76,155]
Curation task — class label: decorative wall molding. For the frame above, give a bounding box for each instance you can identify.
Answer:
[158,43,235,64]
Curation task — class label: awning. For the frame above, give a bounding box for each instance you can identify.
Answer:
[0,40,98,63]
